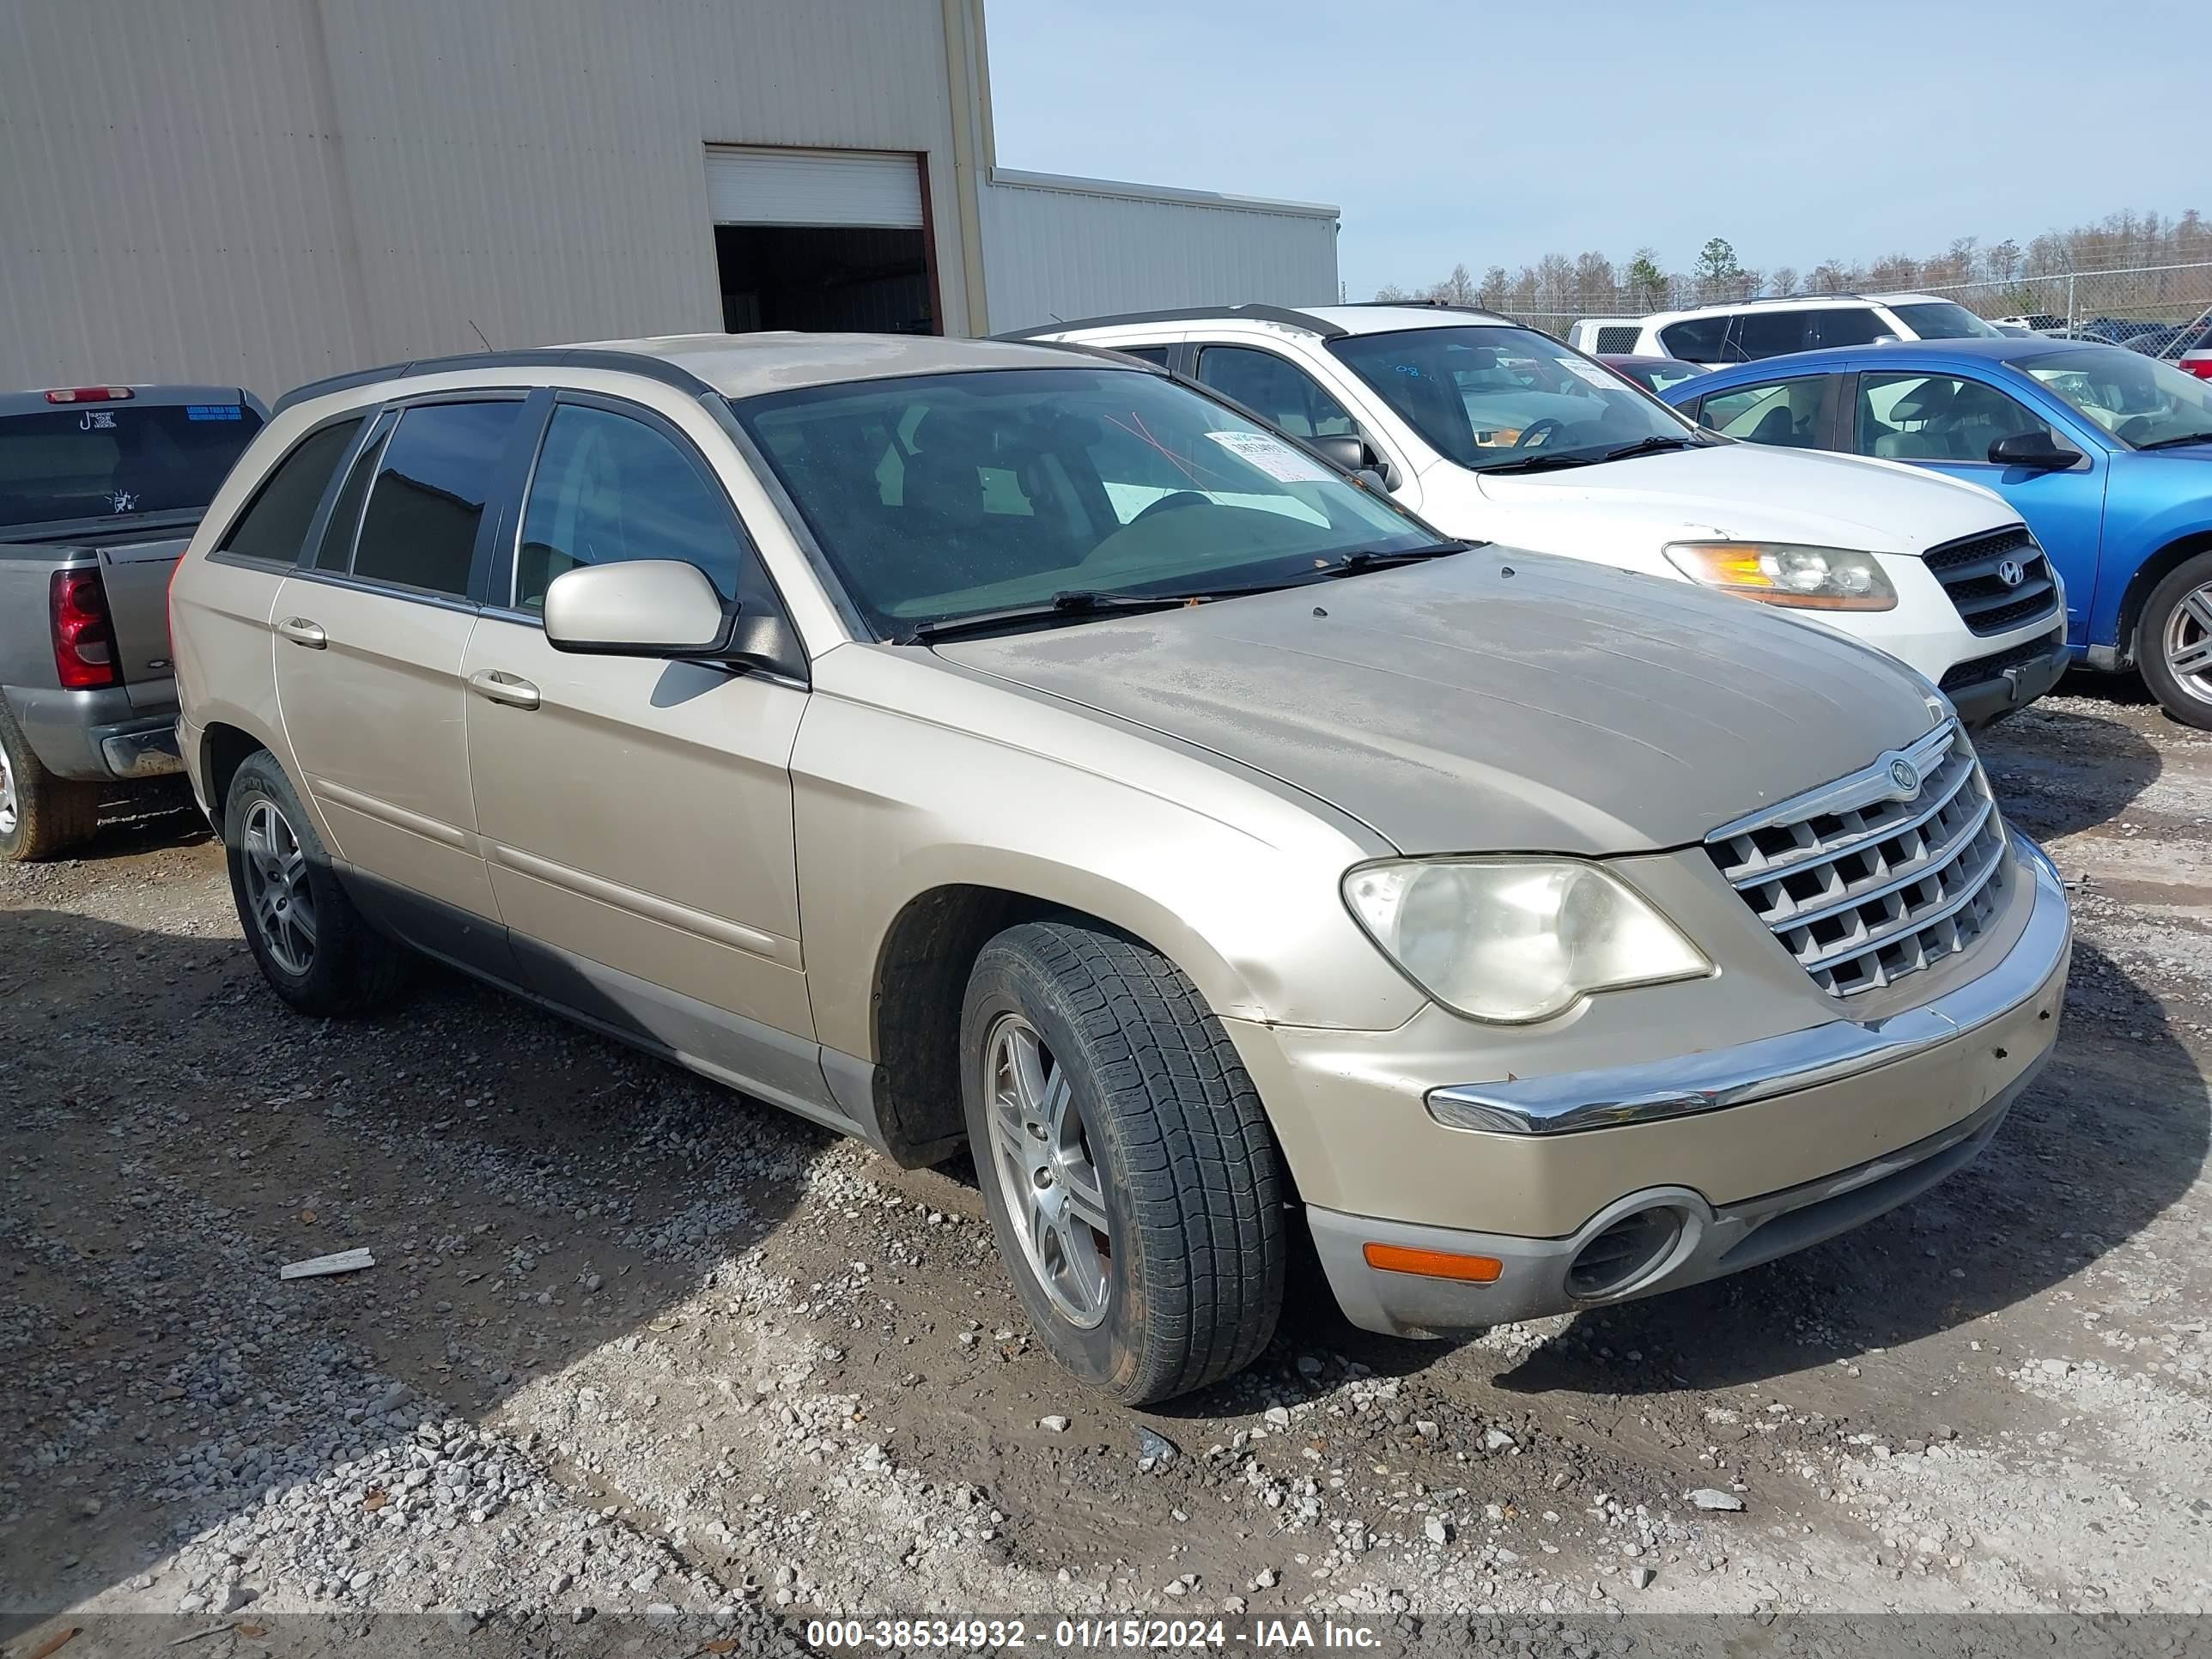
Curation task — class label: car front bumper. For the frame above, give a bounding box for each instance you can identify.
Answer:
[1268,836,2070,1337]
[1940,630,2070,728]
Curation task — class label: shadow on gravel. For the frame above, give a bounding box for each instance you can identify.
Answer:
[1483,939,2206,1397]
[0,904,819,1638]
[64,779,210,861]
[1976,698,2166,841]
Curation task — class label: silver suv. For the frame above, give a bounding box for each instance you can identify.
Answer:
[170,334,2071,1402]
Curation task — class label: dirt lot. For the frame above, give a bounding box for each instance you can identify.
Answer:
[4,684,2209,1652]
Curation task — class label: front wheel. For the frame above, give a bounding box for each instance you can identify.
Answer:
[959,921,1286,1405]
[2138,551,2212,730]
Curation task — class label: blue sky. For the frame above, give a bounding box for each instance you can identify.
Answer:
[985,0,2203,297]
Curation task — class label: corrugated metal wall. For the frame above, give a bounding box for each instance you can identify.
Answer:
[980,171,1340,334]
[0,0,972,398]
[0,1,1341,399]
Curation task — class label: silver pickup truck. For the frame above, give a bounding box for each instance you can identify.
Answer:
[0,383,267,859]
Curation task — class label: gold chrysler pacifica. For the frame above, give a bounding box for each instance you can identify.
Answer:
[170,334,2070,1403]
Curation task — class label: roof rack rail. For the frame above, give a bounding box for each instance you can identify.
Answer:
[273,346,717,416]
[1340,299,1501,316]
[995,303,1349,342]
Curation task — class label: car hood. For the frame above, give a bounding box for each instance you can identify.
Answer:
[933,549,1941,857]
[1465,441,2016,556]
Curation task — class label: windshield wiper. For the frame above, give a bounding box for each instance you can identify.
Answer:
[1600,434,1705,461]
[904,586,1278,643]
[1478,451,1600,475]
[1324,542,1468,576]
[2136,430,2212,451]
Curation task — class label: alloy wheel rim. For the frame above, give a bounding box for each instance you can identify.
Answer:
[983,1012,1110,1328]
[0,744,15,838]
[2164,581,2212,702]
[243,799,317,976]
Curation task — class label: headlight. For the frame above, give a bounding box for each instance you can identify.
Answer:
[1342,858,1711,1024]
[1664,541,1898,611]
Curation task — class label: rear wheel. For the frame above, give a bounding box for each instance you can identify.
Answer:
[0,701,100,862]
[960,921,1285,1405]
[223,750,409,1015]
[2139,551,2212,730]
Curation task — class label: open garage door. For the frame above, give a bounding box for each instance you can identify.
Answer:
[707,146,938,336]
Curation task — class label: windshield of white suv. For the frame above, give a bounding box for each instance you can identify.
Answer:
[1888,301,2005,340]
[735,367,1442,637]
[1325,326,1703,471]
[2016,347,2212,449]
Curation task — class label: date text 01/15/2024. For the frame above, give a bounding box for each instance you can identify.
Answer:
[805,1617,1388,1650]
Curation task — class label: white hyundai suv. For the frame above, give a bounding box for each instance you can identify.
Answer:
[1025,304,2069,724]
[1570,292,2007,367]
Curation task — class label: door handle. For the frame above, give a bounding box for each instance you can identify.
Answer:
[276,617,325,649]
[468,669,541,710]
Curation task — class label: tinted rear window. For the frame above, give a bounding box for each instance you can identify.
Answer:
[349,401,521,597]
[0,400,264,530]
[222,418,363,565]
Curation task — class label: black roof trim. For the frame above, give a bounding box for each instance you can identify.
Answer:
[995,303,1349,343]
[1340,300,1501,316]
[273,348,718,416]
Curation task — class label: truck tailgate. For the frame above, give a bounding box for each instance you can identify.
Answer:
[96,537,189,711]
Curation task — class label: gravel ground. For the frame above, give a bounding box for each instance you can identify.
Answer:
[3,682,2209,1656]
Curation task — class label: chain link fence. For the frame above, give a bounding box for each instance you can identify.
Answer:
[1486,263,2212,360]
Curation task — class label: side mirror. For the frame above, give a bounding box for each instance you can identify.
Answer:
[544,559,801,678]
[1988,431,2082,471]
[1310,434,1371,473]
[1310,433,1397,492]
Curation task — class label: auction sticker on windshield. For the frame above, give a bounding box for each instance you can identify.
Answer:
[1557,356,1622,390]
[1203,429,1333,483]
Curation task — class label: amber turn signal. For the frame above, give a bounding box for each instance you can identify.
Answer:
[1362,1242,1504,1282]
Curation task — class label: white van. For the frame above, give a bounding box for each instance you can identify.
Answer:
[1023,303,2069,724]
[1570,293,2007,367]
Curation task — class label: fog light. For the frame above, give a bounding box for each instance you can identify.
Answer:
[1363,1243,1504,1283]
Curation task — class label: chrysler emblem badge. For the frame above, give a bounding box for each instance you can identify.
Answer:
[1996,558,2026,588]
[1889,758,1921,795]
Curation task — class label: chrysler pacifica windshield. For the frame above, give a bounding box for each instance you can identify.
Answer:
[736,367,1443,637]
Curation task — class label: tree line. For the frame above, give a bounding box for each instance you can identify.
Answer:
[1374,208,2212,319]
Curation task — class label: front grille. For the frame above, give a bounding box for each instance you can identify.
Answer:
[1705,720,2008,998]
[1939,629,2064,693]
[1924,526,2060,637]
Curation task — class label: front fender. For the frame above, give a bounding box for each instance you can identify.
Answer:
[793,647,1426,1062]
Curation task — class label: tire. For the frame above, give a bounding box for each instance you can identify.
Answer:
[222,750,409,1015]
[2137,550,2212,731]
[0,699,101,862]
[959,920,1286,1404]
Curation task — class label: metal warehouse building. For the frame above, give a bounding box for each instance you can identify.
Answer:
[0,0,1339,399]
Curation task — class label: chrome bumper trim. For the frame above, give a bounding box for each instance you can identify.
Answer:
[1425,834,2069,1136]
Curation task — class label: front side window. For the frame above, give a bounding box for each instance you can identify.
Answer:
[1700,379,1829,447]
[0,400,264,530]
[221,417,363,564]
[1856,373,2057,462]
[1731,309,1815,360]
[515,405,744,610]
[1194,345,1358,440]
[1811,308,1895,348]
[2017,347,2212,449]
[736,367,1433,635]
[349,401,522,597]
[1327,325,1698,470]
[1888,301,2004,341]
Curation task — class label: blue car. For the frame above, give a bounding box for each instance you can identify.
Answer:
[1664,337,2212,725]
